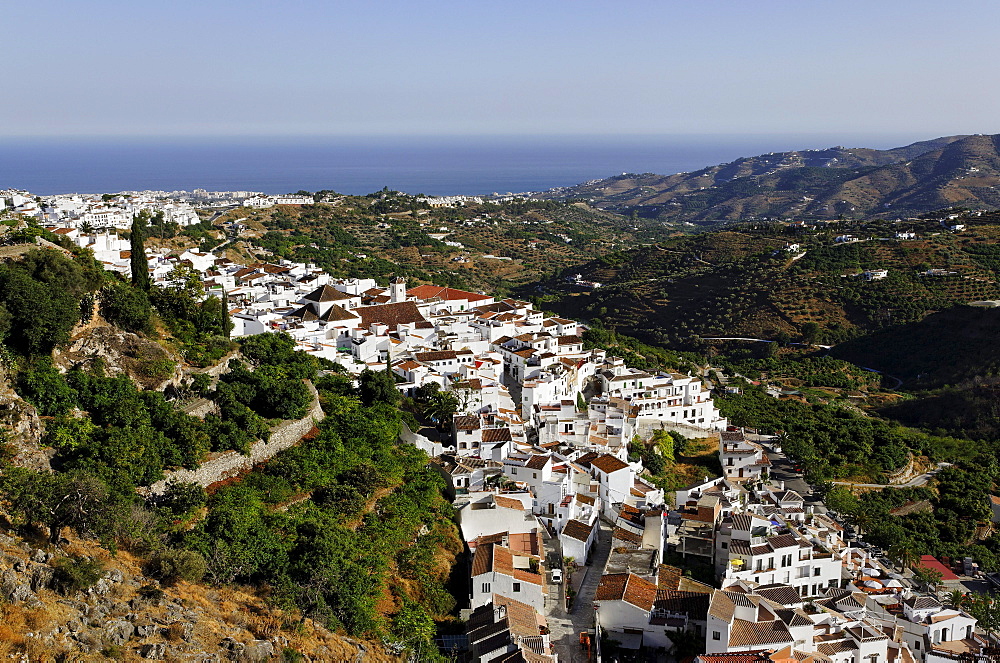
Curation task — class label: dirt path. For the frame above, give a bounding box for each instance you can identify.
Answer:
[345,485,397,531]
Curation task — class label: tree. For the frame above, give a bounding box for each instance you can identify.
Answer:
[0,262,82,356]
[424,391,459,431]
[888,542,918,570]
[99,282,153,333]
[0,469,111,543]
[800,321,821,345]
[651,429,675,464]
[358,368,399,407]
[130,211,151,291]
[913,564,944,591]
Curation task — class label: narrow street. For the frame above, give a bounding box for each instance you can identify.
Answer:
[547,519,613,663]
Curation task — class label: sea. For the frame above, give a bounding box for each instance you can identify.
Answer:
[0,134,925,197]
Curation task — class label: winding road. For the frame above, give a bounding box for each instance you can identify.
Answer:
[830,462,952,489]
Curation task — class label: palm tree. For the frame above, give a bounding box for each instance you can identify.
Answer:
[889,542,918,571]
[947,589,966,610]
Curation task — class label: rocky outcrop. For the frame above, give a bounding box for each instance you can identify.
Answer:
[0,368,50,471]
[53,324,184,391]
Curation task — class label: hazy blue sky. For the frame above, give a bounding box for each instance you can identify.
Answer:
[5,0,998,138]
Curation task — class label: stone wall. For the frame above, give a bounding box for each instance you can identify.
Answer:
[145,380,324,497]
[634,418,722,441]
[400,420,442,457]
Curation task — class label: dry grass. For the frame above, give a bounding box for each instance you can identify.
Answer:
[0,529,404,662]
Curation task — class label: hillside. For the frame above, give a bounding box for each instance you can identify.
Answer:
[0,530,398,661]
[0,240,463,660]
[536,134,1000,223]
[529,209,1000,349]
[226,193,666,298]
[832,305,1000,443]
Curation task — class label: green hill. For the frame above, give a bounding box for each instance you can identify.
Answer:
[833,305,1000,442]
[530,210,1000,349]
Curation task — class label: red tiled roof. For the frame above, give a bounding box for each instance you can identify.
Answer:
[594,573,657,610]
[590,454,629,474]
[918,555,959,581]
[524,454,549,470]
[407,284,493,302]
[562,519,594,542]
[415,350,458,362]
[357,301,426,328]
[483,428,513,444]
[728,618,794,649]
[494,496,525,510]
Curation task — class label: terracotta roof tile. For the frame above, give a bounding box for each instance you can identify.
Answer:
[357,301,426,328]
[494,496,525,510]
[728,618,794,649]
[590,454,629,473]
[562,519,594,543]
[595,573,658,610]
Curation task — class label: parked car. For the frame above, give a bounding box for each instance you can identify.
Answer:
[551,569,563,584]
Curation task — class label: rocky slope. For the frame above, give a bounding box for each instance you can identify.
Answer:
[0,369,49,472]
[0,530,401,661]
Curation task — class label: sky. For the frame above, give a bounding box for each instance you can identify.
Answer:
[4,0,1000,138]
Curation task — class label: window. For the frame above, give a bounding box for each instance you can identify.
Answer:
[712,631,721,641]
[481,582,490,593]
[513,582,521,593]
[813,567,821,576]
[533,473,537,479]
[721,541,728,549]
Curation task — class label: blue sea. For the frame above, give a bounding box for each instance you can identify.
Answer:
[0,134,925,197]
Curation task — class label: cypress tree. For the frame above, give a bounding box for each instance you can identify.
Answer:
[130,211,151,291]
[220,285,230,339]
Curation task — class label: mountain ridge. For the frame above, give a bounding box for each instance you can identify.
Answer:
[536,134,1000,223]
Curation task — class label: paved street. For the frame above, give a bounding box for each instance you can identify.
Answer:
[547,519,613,663]
[761,443,815,502]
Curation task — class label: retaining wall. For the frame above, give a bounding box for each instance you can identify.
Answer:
[144,380,324,497]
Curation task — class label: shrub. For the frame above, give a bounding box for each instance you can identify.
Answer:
[160,481,208,517]
[148,548,207,584]
[99,283,154,334]
[51,555,105,594]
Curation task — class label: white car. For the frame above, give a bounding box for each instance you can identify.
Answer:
[551,568,563,583]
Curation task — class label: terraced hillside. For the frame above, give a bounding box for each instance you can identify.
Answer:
[532,210,1000,349]
[226,193,664,296]
[537,134,1000,224]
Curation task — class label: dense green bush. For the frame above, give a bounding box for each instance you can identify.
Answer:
[148,548,207,584]
[99,282,154,333]
[52,555,105,594]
